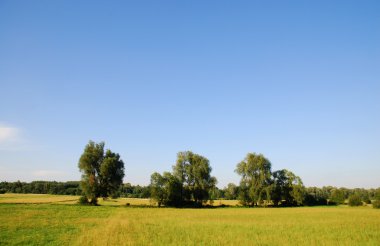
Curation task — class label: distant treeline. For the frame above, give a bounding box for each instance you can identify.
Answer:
[0,181,149,198]
[1,180,379,206]
[212,185,380,206]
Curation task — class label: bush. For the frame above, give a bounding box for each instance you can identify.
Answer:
[304,194,328,206]
[373,200,380,209]
[0,189,6,194]
[78,195,89,205]
[348,194,362,206]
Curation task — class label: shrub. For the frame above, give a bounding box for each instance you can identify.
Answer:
[304,194,328,206]
[78,195,89,205]
[348,194,362,206]
[0,189,6,194]
[373,200,380,209]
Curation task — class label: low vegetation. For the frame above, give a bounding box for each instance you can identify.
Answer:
[1,197,380,245]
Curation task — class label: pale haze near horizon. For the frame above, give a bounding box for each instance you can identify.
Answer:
[1,1,379,188]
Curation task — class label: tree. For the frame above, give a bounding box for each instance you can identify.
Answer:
[304,187,328,206]
[78,141,125,205]
[348,194,362,206]
[161,172,182,207]
[150,172,166,207]
[150,151,217,207]
[99,150,125,198]
[329,188,345,205]
[173,151,217,206]
[235,153,272,206]
[372,188,380,209]
[271,169,305,206]
[224,183,238,200]
[150,171,182,207]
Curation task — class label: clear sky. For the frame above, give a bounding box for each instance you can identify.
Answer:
[1,1,379,188]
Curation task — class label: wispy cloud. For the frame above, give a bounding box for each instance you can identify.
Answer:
[0,123,37,151]
[0,124,20,143]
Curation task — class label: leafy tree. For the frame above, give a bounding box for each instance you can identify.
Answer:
[99,150,125,198]
[78,141,125,205]
[224,183,238,200]
[348,194,362,206]
[329,188,345,205]
[271,169,305,206]
[304,187,328,206]
[161,172,182,206]
[150,172,166,207]
[173,151,217,206]
[235,153,272,206]
[150,171,182,207]
[373,200,380,209]
[372,188,380,209]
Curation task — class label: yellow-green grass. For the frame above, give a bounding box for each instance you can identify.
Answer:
[0,193,80,204]
[0,194,240,207]
[1,200,379,245]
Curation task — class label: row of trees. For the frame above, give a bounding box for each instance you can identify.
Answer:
[2,180,379,206]
[3,141,379,208]
[0,181,81,195]
[0,181,151,198]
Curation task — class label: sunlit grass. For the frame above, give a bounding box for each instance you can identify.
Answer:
[1,194,379,245]
[0,194,240,206]
[0,193,80,204]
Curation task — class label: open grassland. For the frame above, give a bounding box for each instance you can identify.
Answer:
[1,198,380,245]
[0,194,239,206]
[0,194,152,206]
[0,193,80,204]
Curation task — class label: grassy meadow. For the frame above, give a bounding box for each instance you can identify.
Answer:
[0,194,379,245]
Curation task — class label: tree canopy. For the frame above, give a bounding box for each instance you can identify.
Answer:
[235,153,272,206]
[235,153,306,207]
[78,141,125,205]
[150,151,217,207]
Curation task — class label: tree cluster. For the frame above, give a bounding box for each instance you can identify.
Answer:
[235,153,305,206]
[150,151,217,207]
[78,141,125,205]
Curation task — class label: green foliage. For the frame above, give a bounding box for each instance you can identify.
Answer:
[0,181,81,195]
[348,194,362,206]
[173,151,217,206]
[330,189,345,205]
[235,153,272,206]
[78,141,125,204]
[224,183,238,200]
[150,151,216,207]
[304,187,328,206]
[150,172,166,207]
[271,169,305,206]
[78,195,89,205]
[375,188,380,200]
[235,153,306,207]
[99,150,125,198]
[372,200,380,209]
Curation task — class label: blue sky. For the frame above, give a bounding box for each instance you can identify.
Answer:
[1,1,379,188]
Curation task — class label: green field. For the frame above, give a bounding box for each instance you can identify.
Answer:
[0,194,379,245]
